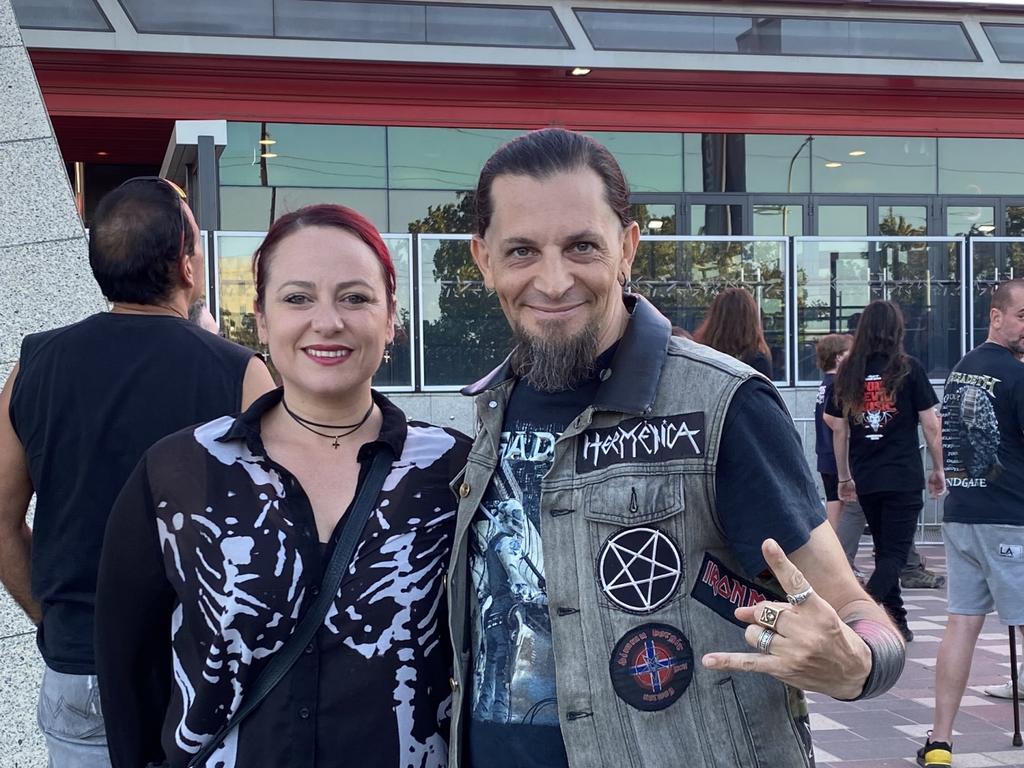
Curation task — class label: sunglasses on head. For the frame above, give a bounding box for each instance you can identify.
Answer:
[118,176,191,256]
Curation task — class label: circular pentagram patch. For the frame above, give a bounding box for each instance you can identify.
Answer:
[597,527,682,614]
[609,623,694,711]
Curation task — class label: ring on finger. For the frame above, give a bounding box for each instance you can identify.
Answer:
[757,628,776,655]
[786,586,814,606]
[758,604,783,630]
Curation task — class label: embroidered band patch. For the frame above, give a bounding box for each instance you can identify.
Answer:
[576,412,705,474]
[598,527,682,614]
[609,623,694,711]
[689,552,782,628]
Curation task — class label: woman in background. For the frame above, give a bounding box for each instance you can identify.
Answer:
[695,287,773,378]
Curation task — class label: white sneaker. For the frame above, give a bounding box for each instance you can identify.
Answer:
[984,671,1023,699]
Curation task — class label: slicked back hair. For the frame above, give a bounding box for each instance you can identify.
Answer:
[89,182,195,304]
[474,128,632,236]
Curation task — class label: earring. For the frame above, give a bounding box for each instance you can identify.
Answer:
[383,347,392,364]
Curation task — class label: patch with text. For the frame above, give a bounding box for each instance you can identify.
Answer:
[690,552,782,628]
[608,623,694,711]
[576,412,705,473]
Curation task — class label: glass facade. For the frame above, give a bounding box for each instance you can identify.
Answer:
[214,123,1024,388]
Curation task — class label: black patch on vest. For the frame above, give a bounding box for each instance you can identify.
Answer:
[597,527,682,614]
[576,412,705,474]
[690,552,782,628]
[609,623,694,711]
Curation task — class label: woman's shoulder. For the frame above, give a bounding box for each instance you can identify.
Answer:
[403,420,472,465]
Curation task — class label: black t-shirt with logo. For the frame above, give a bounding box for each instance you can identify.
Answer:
[467,365,823,768]
[942,342,1024,525]
[825,354,938,495]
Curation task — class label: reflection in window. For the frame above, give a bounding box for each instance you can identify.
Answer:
[389,127,520,190]
[983,24,1024,63]
[813,137,936,194]
[12,0,111,30]
[424,5,568,47]
[878,206,927,236]
[418,236,508,387]
[631,204,678,235]
[590,132,683,193]
[120,0,273,35]
[939,138,1024,196]
[946,206,995,238]
[220,187,272,231]
[219,187,387,232]
[214,232,414,389]
[795,238,962,381]
[392,190,473,234]
[753,204,803,236]
[631,238,788,381]
[691,204,745,235]
[745,135,812,194]
[818,206,867,237]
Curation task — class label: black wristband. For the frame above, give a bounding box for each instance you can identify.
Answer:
[841,618,905,700]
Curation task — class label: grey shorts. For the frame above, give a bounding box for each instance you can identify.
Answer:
[944,522,1024,625]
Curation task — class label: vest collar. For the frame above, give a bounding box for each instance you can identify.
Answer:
[461,294,671,416]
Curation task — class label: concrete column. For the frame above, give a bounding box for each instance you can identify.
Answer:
[0,0,104,762]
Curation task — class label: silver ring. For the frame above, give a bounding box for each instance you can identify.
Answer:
[757,628,776,655]
[787,586,814,606]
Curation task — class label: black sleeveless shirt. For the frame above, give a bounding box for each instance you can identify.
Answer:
[8,312,253,673]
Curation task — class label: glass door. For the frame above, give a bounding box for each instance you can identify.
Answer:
[749,195,808,237]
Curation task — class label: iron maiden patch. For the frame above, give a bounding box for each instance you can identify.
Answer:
[576,412,705,474]
[609,623,694,711]
[690,552,782,628]
[598,527,682,614]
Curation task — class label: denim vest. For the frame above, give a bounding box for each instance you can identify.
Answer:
[447,296,814,768]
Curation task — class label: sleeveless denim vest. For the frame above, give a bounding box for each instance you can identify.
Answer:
[447,296,814,768]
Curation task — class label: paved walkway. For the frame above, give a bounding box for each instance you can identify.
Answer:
[812,544,1024,768]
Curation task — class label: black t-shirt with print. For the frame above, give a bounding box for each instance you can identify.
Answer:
[814,372,837,474]
[467,371,823,768]
[942,342,1024,525]
[825,354,938,495]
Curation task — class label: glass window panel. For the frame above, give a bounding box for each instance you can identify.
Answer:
[683,134,703,193]
[971,239,1024,346]
[274,0,424,42]
[589,132,682,193]
[744,135,811,193]
[390,190,473,234]
[260,124,387,189]
[425,6,568,47]
[215,232,413,388]
[631,204,678,235]
[220,187,272,231]
[576,10,975,60]
[690,204,745,235]
[878,205,927,236]
[814,137,936,194]
[272,188,387,231]
[947,206,995,237]
[12,0,110,29]
[119,0,273,35]
[419,236,508,387]
[219,123,264,187]
[818,206,867,237]
[984,24,1024,63]
[939,138,1024,196]
[753,204,803,236]
[389,127,521,190]
[632,237,788,381]
[1009,206,1024,238]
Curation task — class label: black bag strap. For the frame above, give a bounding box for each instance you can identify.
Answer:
[187,447,394,768]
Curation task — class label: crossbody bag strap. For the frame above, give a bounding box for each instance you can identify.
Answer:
[187,447,394,768]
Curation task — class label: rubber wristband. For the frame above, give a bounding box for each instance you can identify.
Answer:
[841,618,905,701]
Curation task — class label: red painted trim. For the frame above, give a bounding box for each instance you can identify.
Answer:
[30,49,1024,138]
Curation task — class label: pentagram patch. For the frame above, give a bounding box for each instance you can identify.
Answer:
[609,623,694,711]
[597,527,682,614]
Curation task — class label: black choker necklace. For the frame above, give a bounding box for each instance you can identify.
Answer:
[281,399,374,449]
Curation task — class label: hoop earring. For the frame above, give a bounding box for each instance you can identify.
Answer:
[620,273,633,295]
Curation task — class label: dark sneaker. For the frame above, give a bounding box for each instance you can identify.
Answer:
[901,565,947,590]
[917,734,952,767]
[897,621,914,643]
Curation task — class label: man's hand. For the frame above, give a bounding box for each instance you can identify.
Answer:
[702,538,874,700]
[927,468,945,499]
[838,477,858,503]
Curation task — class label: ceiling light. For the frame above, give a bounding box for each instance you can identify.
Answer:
[259,136,276,146]
[647,219,664,231]
[260,152,278,159]
[570,67,592,76]
[96,151,109,156]
[848,150,866,157]
[977,224,996,233]
[825,161,842,168]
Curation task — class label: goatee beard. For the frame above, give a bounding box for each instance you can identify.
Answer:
[510,322,600,393]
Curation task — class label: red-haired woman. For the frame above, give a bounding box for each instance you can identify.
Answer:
[695,287,774,379]
[95,205,470,768]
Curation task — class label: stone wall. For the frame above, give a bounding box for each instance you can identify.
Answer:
[0,0,104,762]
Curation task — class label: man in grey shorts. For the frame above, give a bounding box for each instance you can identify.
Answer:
[918,279,1024,768]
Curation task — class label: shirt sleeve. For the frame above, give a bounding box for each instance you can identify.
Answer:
[909,358,939,411]
[715,379,827,578]
[824,382,844,418]
[95,454,176,768]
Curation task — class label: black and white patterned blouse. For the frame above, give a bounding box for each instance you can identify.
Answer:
[95,389,471,768]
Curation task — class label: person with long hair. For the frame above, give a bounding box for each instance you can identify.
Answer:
[824,300,944,643]
[694,287,774,378]
[95,204,470,768]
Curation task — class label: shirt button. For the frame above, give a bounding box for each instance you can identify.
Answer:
[310,586,320,597]
[459,482,471,498]
[305,643,314,654]
[449,676,460,692]
[298,707,311,719]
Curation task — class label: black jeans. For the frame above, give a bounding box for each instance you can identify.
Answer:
[858,490,922,625]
